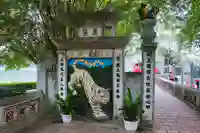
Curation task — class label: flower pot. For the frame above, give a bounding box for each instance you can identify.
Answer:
[123,119,139,131]
[61,114,72,123]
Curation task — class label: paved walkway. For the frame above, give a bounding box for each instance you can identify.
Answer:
[22,85,200,133]
[155,85,200,133]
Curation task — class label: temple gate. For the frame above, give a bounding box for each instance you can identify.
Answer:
[53,9,129,120]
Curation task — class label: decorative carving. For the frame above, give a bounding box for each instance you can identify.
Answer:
[139,4,159,44]
[18,106,26,119]
[3,97,40,123]
[4,107,18,123]
[5,110,14,122]
[29,103,38,113]
[68,65,110,121]
[29,100,39,113]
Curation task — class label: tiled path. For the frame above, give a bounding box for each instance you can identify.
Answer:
[22,85,200,133]
[155,85,200,133]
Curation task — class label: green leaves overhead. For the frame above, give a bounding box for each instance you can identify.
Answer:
[0,0,169,69]
[183,0,200,42]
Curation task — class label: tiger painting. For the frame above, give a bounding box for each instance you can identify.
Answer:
[68,65,110,121]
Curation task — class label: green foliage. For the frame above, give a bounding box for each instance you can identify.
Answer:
[0,82,36,99]
[121,88,140,121]
[69,87,89,116]
[0,82,36,88]
[0,88,26,99]
[181,0,200,43]
[0,0,168,69]
[0,49,32,70]
[55,90,77,115]
[0,0,56,69]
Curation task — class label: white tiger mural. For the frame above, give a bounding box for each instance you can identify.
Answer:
[68,65,110,120]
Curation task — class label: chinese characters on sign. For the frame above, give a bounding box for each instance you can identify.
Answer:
[143,51,153,120]
[58,53,66,99]
[113,50,123,117]
[81,28,100,37]
[115,55,121,99]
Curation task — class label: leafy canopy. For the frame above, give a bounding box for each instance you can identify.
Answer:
[180,0,200,43]
[0,0,169,69]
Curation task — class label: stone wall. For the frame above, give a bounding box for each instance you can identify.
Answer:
[0,89,47,133]
[37,55,57,105]
[124,72,142,95]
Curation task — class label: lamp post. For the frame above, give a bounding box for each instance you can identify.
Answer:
[139,6,159,130]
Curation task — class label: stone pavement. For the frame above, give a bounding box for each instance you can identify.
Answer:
[21,120,152,133]
[20,85,200,133]
[155,85,200,133]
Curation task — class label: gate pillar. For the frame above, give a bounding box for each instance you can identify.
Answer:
[57,50,67,99]
[113,49,124,118]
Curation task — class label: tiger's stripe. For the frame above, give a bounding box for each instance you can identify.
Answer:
[67,66,110,118]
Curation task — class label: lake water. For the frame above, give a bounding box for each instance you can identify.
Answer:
[0,68,37,83]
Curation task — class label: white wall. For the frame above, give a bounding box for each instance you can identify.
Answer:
[37,56,57,104]
[124,51,141,72]
[124,48,165,73]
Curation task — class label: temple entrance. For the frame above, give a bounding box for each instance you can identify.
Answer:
[67,58,113,120]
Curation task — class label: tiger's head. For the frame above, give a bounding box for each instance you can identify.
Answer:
[92,86,110,104]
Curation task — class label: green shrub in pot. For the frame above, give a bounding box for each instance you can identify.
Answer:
[55,90,77,123]
[120,88,141,131]
[123,88,140,121]
[55,95,73,115]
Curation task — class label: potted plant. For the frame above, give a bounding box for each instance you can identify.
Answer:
[121,88,141,131]
[55,91,74,123]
